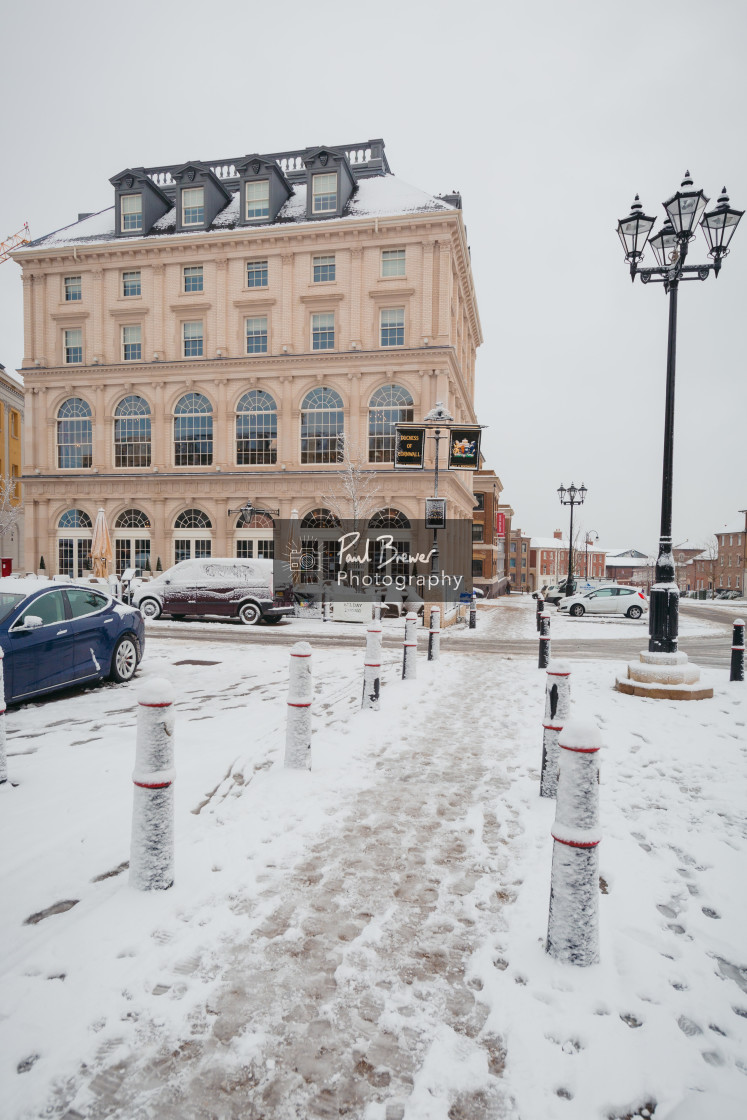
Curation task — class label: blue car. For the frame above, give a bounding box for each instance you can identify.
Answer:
[0,579,145,704]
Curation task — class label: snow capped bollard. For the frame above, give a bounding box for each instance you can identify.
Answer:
[402,611,418,680]
[469,593,477,630]
[285,642,313,769]
[730,619,745,682]
[538,611,551,668]
[362,622,382,710]
[373,600,382,622]
[536,594,545,632]
[540,661,572,798]
[428,605,441,662]
[546,719,602,967]
[130,678,175,891]
[0,649,6,785]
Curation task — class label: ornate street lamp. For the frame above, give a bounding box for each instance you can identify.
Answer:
[558,482,586,597]
[617,173,742,658]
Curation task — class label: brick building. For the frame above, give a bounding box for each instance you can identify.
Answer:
[0,361,24,570]
[715,520,745,593]
[12,140,483,583]
[531,530,606,590]
[471,467,508,597]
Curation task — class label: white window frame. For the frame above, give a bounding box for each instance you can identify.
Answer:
[122,324,142,362]
[311,312,335,351]
[183,265,204,293]
[245,316,268,355]
[121,194,142,232]
[64,275,82,302]
[380,307,405,348]
[312,173,337,214]
[183,320,204,358]
[246,259,268,288]
[313,255,336,283]
[381,248,406,277]
[122,270,141,297]
[246,180,269,220]
[63,327,83,364]
[182,187,204,227]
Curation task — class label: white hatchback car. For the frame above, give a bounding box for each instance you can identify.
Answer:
[558,585,648,619]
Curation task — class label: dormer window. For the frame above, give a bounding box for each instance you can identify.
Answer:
[182,187,204,226]
[246,180,269,220]
[121,194,143,232]
[312,173,337,214]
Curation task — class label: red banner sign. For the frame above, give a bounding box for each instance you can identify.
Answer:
[496,512,505,537]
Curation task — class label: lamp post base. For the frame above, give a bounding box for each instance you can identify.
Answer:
[648,581,679,653]
[616,649,713,700]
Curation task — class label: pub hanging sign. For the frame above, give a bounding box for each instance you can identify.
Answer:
[425,497,447,529]
[394,426,426,469]
[447,426,482,471]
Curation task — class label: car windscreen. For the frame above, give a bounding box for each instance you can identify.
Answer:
[0,592,26,623]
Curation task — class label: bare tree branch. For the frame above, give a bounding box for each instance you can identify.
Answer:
[0,477,22,542]
[321,434,381,526]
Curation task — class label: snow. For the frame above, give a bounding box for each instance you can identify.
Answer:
[1,623,746,1119]
[20,174,455,253]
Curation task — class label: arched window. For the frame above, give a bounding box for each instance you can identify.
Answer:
[174,393,212,466]
[300,387,344,464]
[369,508,411,530]
[114,395,151,468]
[368,384,413,463]
[236,389,277,465]
[300,508,342,529]
[114,508,151,574]
[173,508,212,565]
[57,398,93,469]
[235,511,275,560]
[57,508,92,576]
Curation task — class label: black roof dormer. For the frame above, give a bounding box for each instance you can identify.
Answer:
[235,154,292,226]
[171,162,232,233]
[110,168,172,238]
[304,147,355,220]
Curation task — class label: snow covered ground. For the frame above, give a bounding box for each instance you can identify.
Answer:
[1,629,745,1120]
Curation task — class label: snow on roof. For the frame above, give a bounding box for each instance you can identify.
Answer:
[20,175,455,253]
[717,523,746,535]
[529,535,605,552]
[605,554,653,567]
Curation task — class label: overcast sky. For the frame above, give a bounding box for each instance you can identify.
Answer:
[1,0,745,553]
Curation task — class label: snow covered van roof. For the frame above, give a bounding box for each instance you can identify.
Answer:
[22,174,457,253]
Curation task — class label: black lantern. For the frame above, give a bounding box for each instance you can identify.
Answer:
[648,219,679,269]
[617,195,656,263]
[701,187,744,264]
[663,171,709,237]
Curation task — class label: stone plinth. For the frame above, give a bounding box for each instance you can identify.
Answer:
[616,649,713,700]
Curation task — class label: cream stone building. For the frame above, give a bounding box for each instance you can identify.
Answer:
[14,140,482,580]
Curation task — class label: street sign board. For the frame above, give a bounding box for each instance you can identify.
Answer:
[496,511,506,537]
[460,591,472,602]
[447,426,481,470]
[394,426,426,469]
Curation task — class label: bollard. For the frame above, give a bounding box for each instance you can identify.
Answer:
[731,619,745,682]
[130,678,175,891]
[0,649,6,785]
[402,611,418,680]
[538,611,551,668]
[540,661,572,798]
[546,719,602,966]
[428,605,441,662]
[362,622,382,710]
[536,594,545,633]
[372,600,382,622]
[469,593,477,630]
[321,590,328,622]
[285,642,313,768]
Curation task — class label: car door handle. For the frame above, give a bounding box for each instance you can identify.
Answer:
[57,629,69,635]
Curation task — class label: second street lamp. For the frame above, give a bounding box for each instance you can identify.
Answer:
[558,483,586,597]
[585,530,599,579]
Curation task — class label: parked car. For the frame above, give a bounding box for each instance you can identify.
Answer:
[558,584,648,619]
[0,578,145,704]
[133,558,294,625]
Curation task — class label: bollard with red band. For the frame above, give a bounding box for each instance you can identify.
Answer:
[402,611,418,680]
[130,678,175,891]
[285,641,313,768]
[546,719,602,966]
[540,660,572,798]
[730,619,745,682]
[0,649,6,785]
[538,611,551,668]
[428,605,441,662]
[469,593,477,630]
[362,623,382,710]
[536,594,545,633]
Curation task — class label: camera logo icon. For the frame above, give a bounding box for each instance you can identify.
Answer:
[290,549,320,573]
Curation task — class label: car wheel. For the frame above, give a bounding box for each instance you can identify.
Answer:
[110,636,139,683]
[239,601,261,625]
[139,597,162,620]
[569,603,585,617]
[627,605,643,619]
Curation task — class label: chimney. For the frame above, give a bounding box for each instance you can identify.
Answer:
[553,529,563,540]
